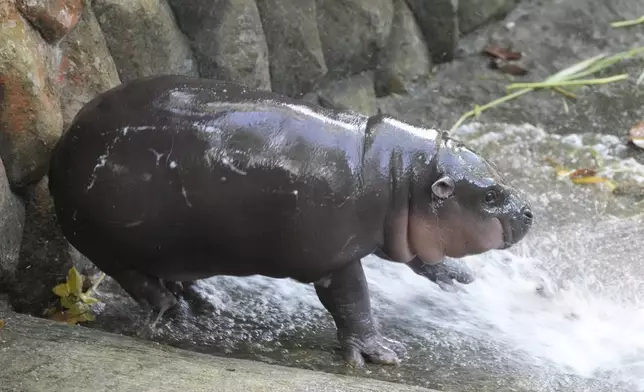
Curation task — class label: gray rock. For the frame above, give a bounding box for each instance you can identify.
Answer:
[375,0,432,96]
[167,0,271,91]
[92,0,198,82]
[0,309,439,392]
[10,177,75,315]
[315,0,393,78]
[316,72,378,116]
[57,3,121,129]
[457,0,519,35]
[405,0,459,63]
[255,0,327,97]
[0,157,25,292]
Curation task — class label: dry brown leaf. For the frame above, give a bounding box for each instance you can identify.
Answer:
[569,168,597,179]
[483,44,523,61]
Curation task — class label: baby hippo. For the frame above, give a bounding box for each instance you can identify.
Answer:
[48,75,533,367]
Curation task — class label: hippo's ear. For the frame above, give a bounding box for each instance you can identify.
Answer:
[431,176,455,199]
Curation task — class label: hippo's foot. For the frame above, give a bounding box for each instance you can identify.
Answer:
[339,331,407,367]
[406,257,475,292]
[314,260,408,368]
[104,268,179,335]
[163,280,217,314]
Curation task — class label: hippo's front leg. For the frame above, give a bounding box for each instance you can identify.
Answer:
[314,260,408,367]
[406,257,475,292]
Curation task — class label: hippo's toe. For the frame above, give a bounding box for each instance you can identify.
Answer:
[407,257,475,292]
[341,333,408,367]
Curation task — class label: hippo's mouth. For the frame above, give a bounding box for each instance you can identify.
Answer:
[500,219,513,249]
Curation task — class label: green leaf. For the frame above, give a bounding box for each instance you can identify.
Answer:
[60,296,77,310]
[82,312,96,322]
[52,283,70,298]
[79,293,100,305]
[68,302,90,316]
[67,267,84,296]
[545,53,607,82]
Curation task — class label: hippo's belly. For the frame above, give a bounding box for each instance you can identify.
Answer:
[49,101,383,283]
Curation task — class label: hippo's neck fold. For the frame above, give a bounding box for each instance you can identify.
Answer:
[361,114,442,263]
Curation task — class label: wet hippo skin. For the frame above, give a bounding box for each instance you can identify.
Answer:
[48,75,533,367]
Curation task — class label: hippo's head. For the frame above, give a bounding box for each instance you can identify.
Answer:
[407,132,533,264]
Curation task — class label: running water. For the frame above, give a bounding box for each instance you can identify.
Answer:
[186,213,644,391]
[367,215,644,389]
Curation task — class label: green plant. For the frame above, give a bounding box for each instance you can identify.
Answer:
[450,47,644,132]
[46,267,105,325]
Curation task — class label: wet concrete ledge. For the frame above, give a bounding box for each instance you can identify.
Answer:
[0,304,439,392]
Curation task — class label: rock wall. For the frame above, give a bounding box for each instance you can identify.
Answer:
[0,0,519,311]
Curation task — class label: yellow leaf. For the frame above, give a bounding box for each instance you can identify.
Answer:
[571,176,609,184]
[60,296,77,310]
[0,319,4,329]
[82,312,96,322]
[52,283,70,297]
[67,267,84,296]
[68,302,90,316]
[79,293,100,305]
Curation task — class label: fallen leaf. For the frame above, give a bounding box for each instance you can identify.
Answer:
[498,63,529,76]
[628,120,644,149]
[483,44,523,61]
[568,168,597,179]
[570,176,607,184]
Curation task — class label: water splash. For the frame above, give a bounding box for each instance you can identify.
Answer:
[189,214,644,390]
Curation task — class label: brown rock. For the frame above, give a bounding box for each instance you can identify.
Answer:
[0,4,63,190]
[92,0,198,82]
[255,0,327,97]
[57,4,121,129]
[16,0,84,43]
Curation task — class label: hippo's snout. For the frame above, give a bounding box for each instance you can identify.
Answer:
[521,205,533,224]
[503,202,533,248]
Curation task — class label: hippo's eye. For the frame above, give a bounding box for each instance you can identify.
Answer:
[484,190,497,204]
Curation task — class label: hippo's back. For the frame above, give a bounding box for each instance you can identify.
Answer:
[48,75,378,282]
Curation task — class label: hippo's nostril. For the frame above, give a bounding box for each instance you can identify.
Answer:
[522,207,533,220]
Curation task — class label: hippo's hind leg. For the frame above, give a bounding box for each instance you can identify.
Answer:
[163,280,217,314]
[314,260,408,367]
[105,267,179,328]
